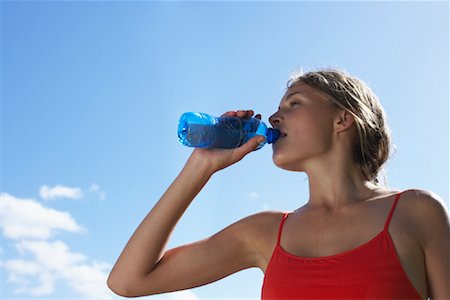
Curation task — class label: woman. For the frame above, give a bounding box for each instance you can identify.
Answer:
[107,69,450,299]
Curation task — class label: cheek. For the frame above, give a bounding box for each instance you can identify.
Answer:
[271,120,333,169]
[296,114,334,145]
[287,120,316,146]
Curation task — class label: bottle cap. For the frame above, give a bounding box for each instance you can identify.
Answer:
[266,128,281,144]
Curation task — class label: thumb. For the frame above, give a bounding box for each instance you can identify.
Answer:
[253,135,266,148]
[234,135,266,159]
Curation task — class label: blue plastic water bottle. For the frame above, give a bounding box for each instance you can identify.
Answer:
[177,112,280,150]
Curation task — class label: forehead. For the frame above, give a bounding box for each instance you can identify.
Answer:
[280,82,331,105]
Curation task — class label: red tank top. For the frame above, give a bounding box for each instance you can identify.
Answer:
[261,191,423,299]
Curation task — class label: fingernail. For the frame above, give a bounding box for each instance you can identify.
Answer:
[257,136,266,143]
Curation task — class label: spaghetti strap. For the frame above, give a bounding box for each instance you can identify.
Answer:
[277,212,290,245]
[384,191,403,231]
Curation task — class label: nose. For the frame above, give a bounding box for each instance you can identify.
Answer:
[269,111,281,128]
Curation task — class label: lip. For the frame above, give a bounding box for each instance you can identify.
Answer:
[273,134,287,145]
[275,128,287,137]
[272,127,286,143]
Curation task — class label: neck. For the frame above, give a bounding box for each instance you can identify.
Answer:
[305,163,381,212]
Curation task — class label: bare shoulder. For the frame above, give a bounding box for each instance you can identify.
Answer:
[220,210,285,268]
[238,210,286,226]
[398,189,449,247]
[223,210,285,242]
[399,189,448,218]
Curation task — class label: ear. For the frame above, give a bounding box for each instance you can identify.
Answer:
[334,110,355,133]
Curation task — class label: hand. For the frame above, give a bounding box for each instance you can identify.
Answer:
[187,110,265,174]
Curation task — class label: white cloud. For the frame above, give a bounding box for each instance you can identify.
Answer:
[1,191,198,299]
[247,192,259,199]
[150,290,201,300]
[40,184,83,200]
[6,240,113,298]
[88,183,107,201]
[88,184,100,192]
[4,259,41,277]
[1,192,114,299]
[1,193,84,240]
[167,290,201,299]
[4,240,113,298]
[184,291,201,299]
[5,239,199,299]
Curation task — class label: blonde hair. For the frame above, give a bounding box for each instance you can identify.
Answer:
[287,68,393,187]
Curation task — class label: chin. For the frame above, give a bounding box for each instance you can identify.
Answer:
[272,154,303,172]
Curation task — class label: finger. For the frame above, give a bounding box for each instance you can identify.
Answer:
[236,109,254,119]
[236,110,247,118]
[233,135,265,160]
[222,110,256,118]
[221,110,237,118]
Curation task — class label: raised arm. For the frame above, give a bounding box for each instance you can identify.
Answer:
[107,110,266,297]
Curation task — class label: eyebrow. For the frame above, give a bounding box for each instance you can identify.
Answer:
[278,91,309,109]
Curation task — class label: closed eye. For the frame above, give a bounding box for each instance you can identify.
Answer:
[277,100,302,111]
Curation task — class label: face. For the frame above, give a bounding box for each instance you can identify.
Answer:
[269,82,339,171]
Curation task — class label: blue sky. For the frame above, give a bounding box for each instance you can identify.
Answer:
[1,1,449,299]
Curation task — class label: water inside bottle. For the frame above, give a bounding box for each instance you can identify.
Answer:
[182,118,244,148]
